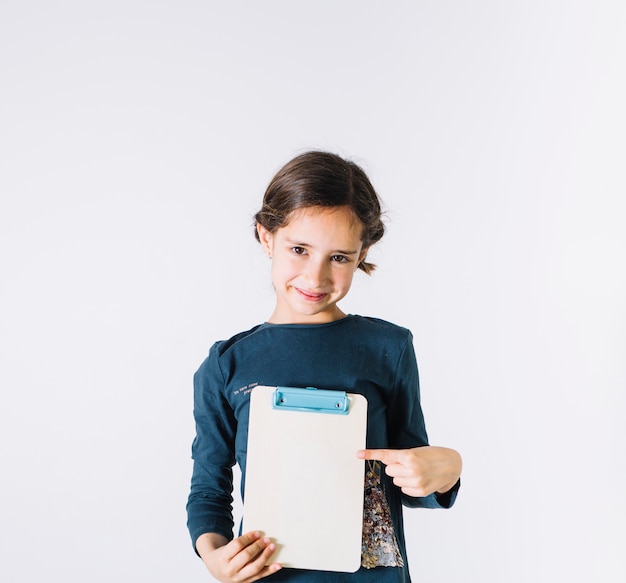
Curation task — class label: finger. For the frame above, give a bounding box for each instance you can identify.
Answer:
[230,536,272,572]
[239,541,282,581]
[398,486,429,498]
[248,563,282,583]
[357,448,404,464]
[224,531,264,561]
[390,472,435,496]
[388,474,427,489]
[382,462,414,478]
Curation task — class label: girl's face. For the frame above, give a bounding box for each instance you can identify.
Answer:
[257,206,368,324]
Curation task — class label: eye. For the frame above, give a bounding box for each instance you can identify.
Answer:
[331,254,350,263]
[291,246,307,255]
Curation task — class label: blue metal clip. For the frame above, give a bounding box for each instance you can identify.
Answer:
[272,386,350,415]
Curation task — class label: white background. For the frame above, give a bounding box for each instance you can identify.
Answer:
[1,1,624,582]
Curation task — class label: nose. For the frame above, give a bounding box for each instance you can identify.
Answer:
[303,257,329,288]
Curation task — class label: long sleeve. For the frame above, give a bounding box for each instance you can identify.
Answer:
[186,344,237,549]
[387,332,460,510]
[386,332,428,450]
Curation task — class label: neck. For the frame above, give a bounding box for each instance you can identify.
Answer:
[267,307,347,325]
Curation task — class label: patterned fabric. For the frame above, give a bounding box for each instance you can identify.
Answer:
[361,461,404,569]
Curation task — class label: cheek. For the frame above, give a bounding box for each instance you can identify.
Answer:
[270,257,295,282]
[336,269,356,289]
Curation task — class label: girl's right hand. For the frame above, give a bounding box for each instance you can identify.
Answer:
[196,531,282,583]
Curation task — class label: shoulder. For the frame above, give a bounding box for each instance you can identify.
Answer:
[344,315,415,358]
[348,314,413,341]
[212,324,267,355]
[195,323,266,371]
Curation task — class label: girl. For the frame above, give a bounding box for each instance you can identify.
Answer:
[186,151,462,583]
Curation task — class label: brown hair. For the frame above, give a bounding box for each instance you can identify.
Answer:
[254,151,385,273]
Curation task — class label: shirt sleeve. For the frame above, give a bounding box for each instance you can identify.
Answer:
[388,331,460,509]
[387,331,428,450]
[186,344,237,550]
[402,478,461,509]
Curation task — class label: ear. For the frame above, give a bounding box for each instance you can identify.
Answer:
[357,247,369,269]
[256,223,274,256]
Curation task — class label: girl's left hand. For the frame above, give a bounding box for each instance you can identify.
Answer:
[357,446,462,498]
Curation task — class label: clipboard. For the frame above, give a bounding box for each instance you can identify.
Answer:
[243,385,368,572]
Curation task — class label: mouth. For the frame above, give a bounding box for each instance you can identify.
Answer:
[295,288,328,302]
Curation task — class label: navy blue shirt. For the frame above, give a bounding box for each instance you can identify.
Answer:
[187,315,458,582]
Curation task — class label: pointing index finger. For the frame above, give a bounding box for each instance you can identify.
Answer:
[357,449,400,464]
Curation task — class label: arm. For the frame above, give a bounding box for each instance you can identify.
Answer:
[186,348,238,545]
[186,348,281,579]
[366,332,462,507]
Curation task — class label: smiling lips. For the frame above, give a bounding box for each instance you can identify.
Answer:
[296,288,328,302]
